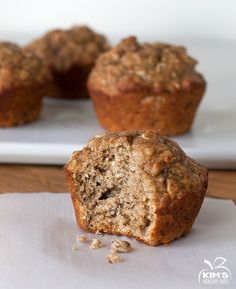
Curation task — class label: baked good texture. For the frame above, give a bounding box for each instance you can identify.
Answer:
[65,130,208,246]
[0,42,50,127]
[25,26,110,99]
[88,37,206,135]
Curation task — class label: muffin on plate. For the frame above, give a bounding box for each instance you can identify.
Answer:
[88,37,206,135]
[65,130,208,245]
[0,42,50,127]
[25,26,110,99]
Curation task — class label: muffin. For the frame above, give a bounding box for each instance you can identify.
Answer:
[65,130,208,246]
[25,26,110,99]
[0,42,50,127]
[88,37,206,135]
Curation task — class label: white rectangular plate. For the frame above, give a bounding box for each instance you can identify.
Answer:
[0,41,236,168]
[0,98,235,168]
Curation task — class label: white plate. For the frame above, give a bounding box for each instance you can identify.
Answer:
[0,98,235,168]
[0,41,236,168]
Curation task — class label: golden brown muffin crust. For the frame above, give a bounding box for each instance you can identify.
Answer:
[88,37,206,135]
[88,36,203,95]
[0,42,49,127]
[25,26,110,72]
[0,42,50,91]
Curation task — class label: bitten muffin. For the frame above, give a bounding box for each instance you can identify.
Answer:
[88,37,206,135]
[0,42,50,127]
[65,130,208,246]
[25,26,110,99]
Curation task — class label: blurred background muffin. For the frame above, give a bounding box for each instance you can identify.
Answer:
[0,42,50,127]
[25,26,110,99]
[88,36,206,135]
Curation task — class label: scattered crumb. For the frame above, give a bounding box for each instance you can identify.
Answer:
[90,239,103,249]
[72,235,133,264]
[111,239,133,253]
[107,252,122,264]
[71,243,79,251]
[95,230,103,235]
[77,235,87,243]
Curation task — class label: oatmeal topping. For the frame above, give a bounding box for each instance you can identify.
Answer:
[0,42,50,91]
[81,130,207,200]
[25,26,110,72]
[88,36,203,95]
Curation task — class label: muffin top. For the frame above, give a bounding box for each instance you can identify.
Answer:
[0,42,50,91]
[88,37,204,95]
[25,26,110,72]
[67,130,208,199]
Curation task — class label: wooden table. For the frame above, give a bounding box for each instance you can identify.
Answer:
[0,165,235,203]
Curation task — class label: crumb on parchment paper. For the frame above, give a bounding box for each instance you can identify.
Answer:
[107,252,122,264]
[72,234,134,264]
[111,239,133,253]
[77,235,87,243]
[71,242,79,251]
[90,239,103,249]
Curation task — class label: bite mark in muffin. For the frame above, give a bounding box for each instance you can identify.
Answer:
[65,130,208,246]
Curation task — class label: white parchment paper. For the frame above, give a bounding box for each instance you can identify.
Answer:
[0,193,235,289]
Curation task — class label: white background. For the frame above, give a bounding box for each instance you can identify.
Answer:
[0,0,235,42]
[0,0,236,107]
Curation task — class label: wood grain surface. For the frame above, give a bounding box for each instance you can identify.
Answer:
[0,165,235,203]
